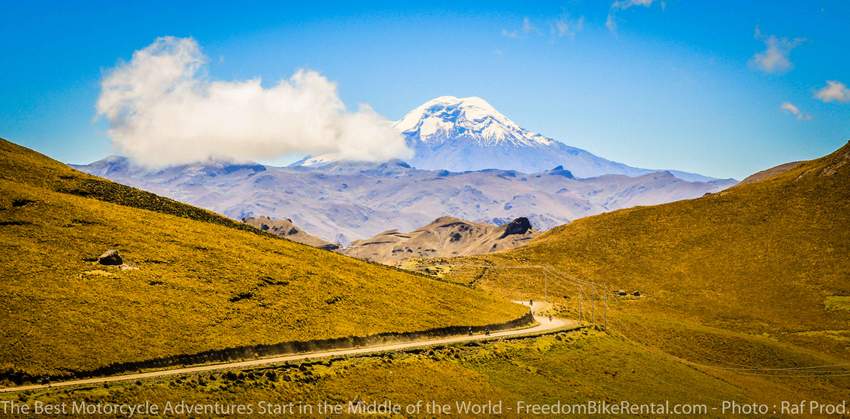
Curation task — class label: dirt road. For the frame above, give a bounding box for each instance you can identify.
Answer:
[0,303,580,393]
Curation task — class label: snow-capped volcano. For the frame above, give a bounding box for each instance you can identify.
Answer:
[394,96,553,147]
[396,96,643,177]
[295,96,724,182]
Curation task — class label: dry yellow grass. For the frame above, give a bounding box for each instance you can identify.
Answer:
[399,142,850,402]
[437,142,850,338]
[11,329,849,413]
[4,136,848,405]
[0,138,526,379]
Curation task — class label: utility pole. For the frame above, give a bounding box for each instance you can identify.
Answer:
[591,296,596,325]
[603,294,608,330]
[578,293,582,323]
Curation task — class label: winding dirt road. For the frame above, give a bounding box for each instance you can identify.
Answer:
[0,302,580,393]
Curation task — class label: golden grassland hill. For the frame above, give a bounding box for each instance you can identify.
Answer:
[3,138,848,407]
[736,161,803,186]
[402,142,850,403]
[343,216,536,266]
[242,215,338,250]
[0,138,527,379]
[429,141,850,338]
[8,329,850,414]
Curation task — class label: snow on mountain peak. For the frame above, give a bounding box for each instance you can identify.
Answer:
[395,96,553,147]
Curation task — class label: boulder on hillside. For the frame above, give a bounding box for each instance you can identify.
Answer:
[97,249,123,266]
[500,217,532,238]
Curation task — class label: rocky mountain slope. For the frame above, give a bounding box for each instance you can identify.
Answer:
[343,216,535,265]
[74,157,734,245]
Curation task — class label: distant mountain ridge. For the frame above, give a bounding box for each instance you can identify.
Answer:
[72,97,736,245]
[296,96,729,182]
[74,156,735,245]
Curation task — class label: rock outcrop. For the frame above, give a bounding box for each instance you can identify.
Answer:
[97,250,123,266]
[500,217,533,238]
[343,216,536,266]
[243,216,338,250]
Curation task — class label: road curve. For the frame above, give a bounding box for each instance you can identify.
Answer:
[0,303,581,393]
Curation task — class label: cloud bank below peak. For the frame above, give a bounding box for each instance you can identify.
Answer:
[96,36,411,167]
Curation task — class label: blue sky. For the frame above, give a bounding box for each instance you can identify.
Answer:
[1,0,849,179]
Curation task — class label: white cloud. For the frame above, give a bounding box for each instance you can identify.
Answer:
[96,36,411,167]
[611,0,654,11]
[749,27,803,74]
[502,17,542,39]
[815,80,850,103]
[606,0,656,33]
[605,14,618,32]
[500,29,519,39]
[780,102,811,120]
[551,16,585,39]
[522,17,537,34]
[502,17,536,38]
[504,15,585,40]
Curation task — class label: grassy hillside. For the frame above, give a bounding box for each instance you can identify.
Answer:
[12,329,849,412]
[0,139,256,232]
[402,143,850,402]
[0,138,526,379]
[437,142,850,335]
[737,161,803,186]
[0,332,748,410]
[4,137,848,405]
